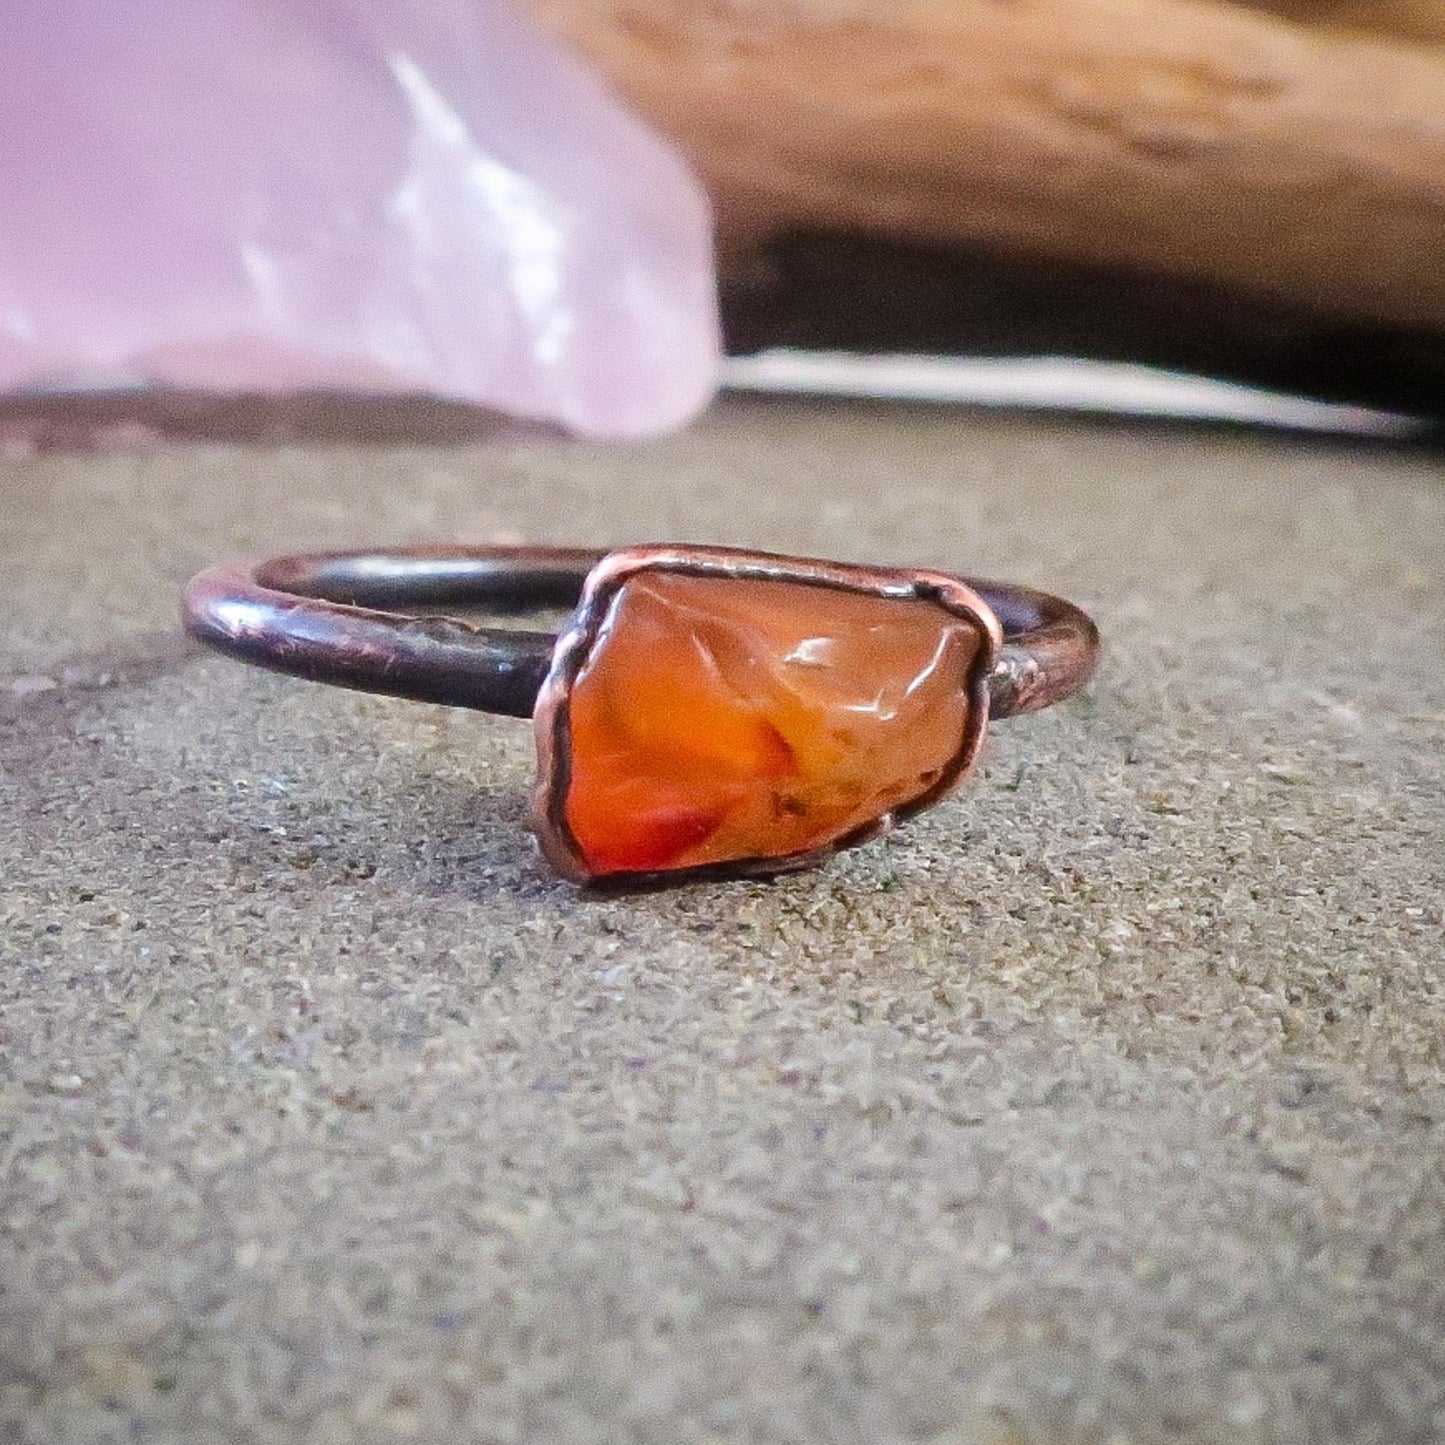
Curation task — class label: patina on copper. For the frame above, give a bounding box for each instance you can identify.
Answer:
[182,543,1100,883]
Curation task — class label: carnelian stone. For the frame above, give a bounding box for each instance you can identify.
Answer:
[560,572,983,876]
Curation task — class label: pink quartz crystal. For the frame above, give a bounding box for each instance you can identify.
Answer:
[0,2,720,438]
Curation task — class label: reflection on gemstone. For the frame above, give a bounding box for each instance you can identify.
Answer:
[557,571,983,875]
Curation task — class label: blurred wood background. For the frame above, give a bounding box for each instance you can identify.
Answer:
[530,1,1445,413]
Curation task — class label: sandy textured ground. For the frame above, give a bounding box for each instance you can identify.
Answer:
[1,400,1442,1444]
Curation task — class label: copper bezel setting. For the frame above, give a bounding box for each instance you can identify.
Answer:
[530,545,1004,885]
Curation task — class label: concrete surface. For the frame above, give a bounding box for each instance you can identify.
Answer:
[1,399,1442,1444]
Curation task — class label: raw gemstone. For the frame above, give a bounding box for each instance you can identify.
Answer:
[558,572,984,876]
[0,1,719,439]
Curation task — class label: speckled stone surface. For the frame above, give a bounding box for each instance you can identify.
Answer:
[1,400,1442,1444]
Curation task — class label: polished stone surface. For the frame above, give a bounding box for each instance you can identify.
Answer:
[559,572,982,875]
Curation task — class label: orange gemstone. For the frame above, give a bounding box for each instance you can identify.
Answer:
[552,571,985,877]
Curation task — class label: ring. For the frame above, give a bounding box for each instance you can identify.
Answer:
[182,545,1100,884]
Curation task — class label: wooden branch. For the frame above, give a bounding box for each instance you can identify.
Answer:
[529,0,1445,331]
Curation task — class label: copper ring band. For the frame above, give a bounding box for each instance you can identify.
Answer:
[181,545,1099,723]
[183,544,1099,883]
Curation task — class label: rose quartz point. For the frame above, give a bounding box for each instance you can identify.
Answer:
[0,2,720,439]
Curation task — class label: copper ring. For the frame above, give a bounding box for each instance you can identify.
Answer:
[183,545,1100,884]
